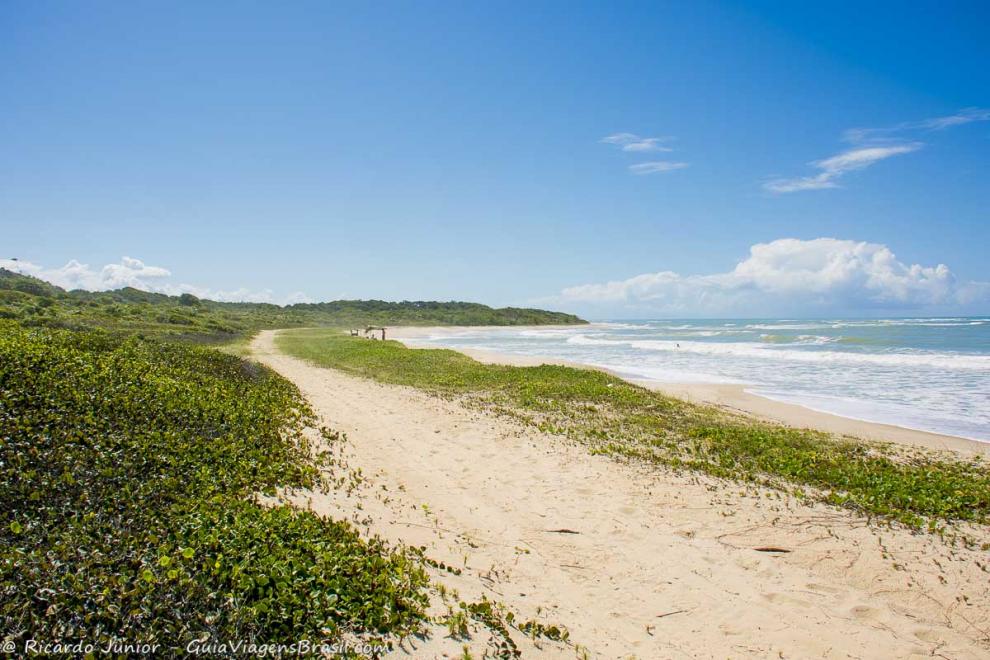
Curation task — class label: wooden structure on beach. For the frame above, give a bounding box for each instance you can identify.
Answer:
[358,326,387,340]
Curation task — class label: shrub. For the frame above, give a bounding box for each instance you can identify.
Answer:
[0,323,429,652]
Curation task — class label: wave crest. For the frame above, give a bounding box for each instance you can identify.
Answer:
[566,335,989,370]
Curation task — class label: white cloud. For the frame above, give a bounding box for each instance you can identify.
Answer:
[843,107,990,142]
[0,257,309,305]
[0,256,171,291]
[284,291,314,305]
[621,138,672,153]
[601,133,673,152]
[922,107,990,130]
[558,238,987,315]
[816,144,922,172]
[765,144,921,193]
[602,132,687,175]
[600,132,639,145]
[768,107,988,194]
[629,161,689,175]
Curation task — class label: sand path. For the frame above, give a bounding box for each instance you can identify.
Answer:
[252,331,990,659]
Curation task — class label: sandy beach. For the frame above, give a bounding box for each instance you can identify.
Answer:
[390,325,990,457]
[9,4,988,654]
[253,329,990,658]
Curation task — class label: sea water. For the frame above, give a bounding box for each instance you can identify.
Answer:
[407,319,990,442]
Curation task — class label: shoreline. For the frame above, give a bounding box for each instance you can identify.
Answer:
[390,325,989,457]
[257,329,990,656]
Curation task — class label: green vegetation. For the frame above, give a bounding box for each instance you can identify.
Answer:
[0,322,430,652]
[277,329,990,529]
[290,300,586,327]
[0,271,583,655]
[0,269,585,344]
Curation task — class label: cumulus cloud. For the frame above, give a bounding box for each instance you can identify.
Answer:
[0,257,310,305]
[628,161,689,175]
[766,107,988,194]
[601,133,673,152]
[558,238,987,315]
[764,144,921,193]
[0,256,172,291]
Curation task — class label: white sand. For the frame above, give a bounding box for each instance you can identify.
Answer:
[252,330,990,658]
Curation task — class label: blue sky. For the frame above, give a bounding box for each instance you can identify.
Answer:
[1,1,988,317]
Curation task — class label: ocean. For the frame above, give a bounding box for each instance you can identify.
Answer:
[405,318,990,442]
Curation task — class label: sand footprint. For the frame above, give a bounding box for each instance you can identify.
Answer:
[805,582,843,595]
[849,604,882,621]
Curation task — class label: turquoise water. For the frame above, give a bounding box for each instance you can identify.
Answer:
[405,319,990,441]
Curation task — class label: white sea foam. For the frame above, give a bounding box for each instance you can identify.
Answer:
[760,334,835,345]
[597,322,654,329]
[566,335,990,370]
[426,319,990,441]
[828,319,984,328]
[751,389,989,442]
[743,323,830,330]
[679,330,726,337]
[601,362,745,385]
[517,328,584,338]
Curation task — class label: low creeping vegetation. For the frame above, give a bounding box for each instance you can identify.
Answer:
[278,329,990,530]
[438,596,569,658]
[0,322,431,652]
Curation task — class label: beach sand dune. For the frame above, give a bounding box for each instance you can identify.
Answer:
[253,330,990,658]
